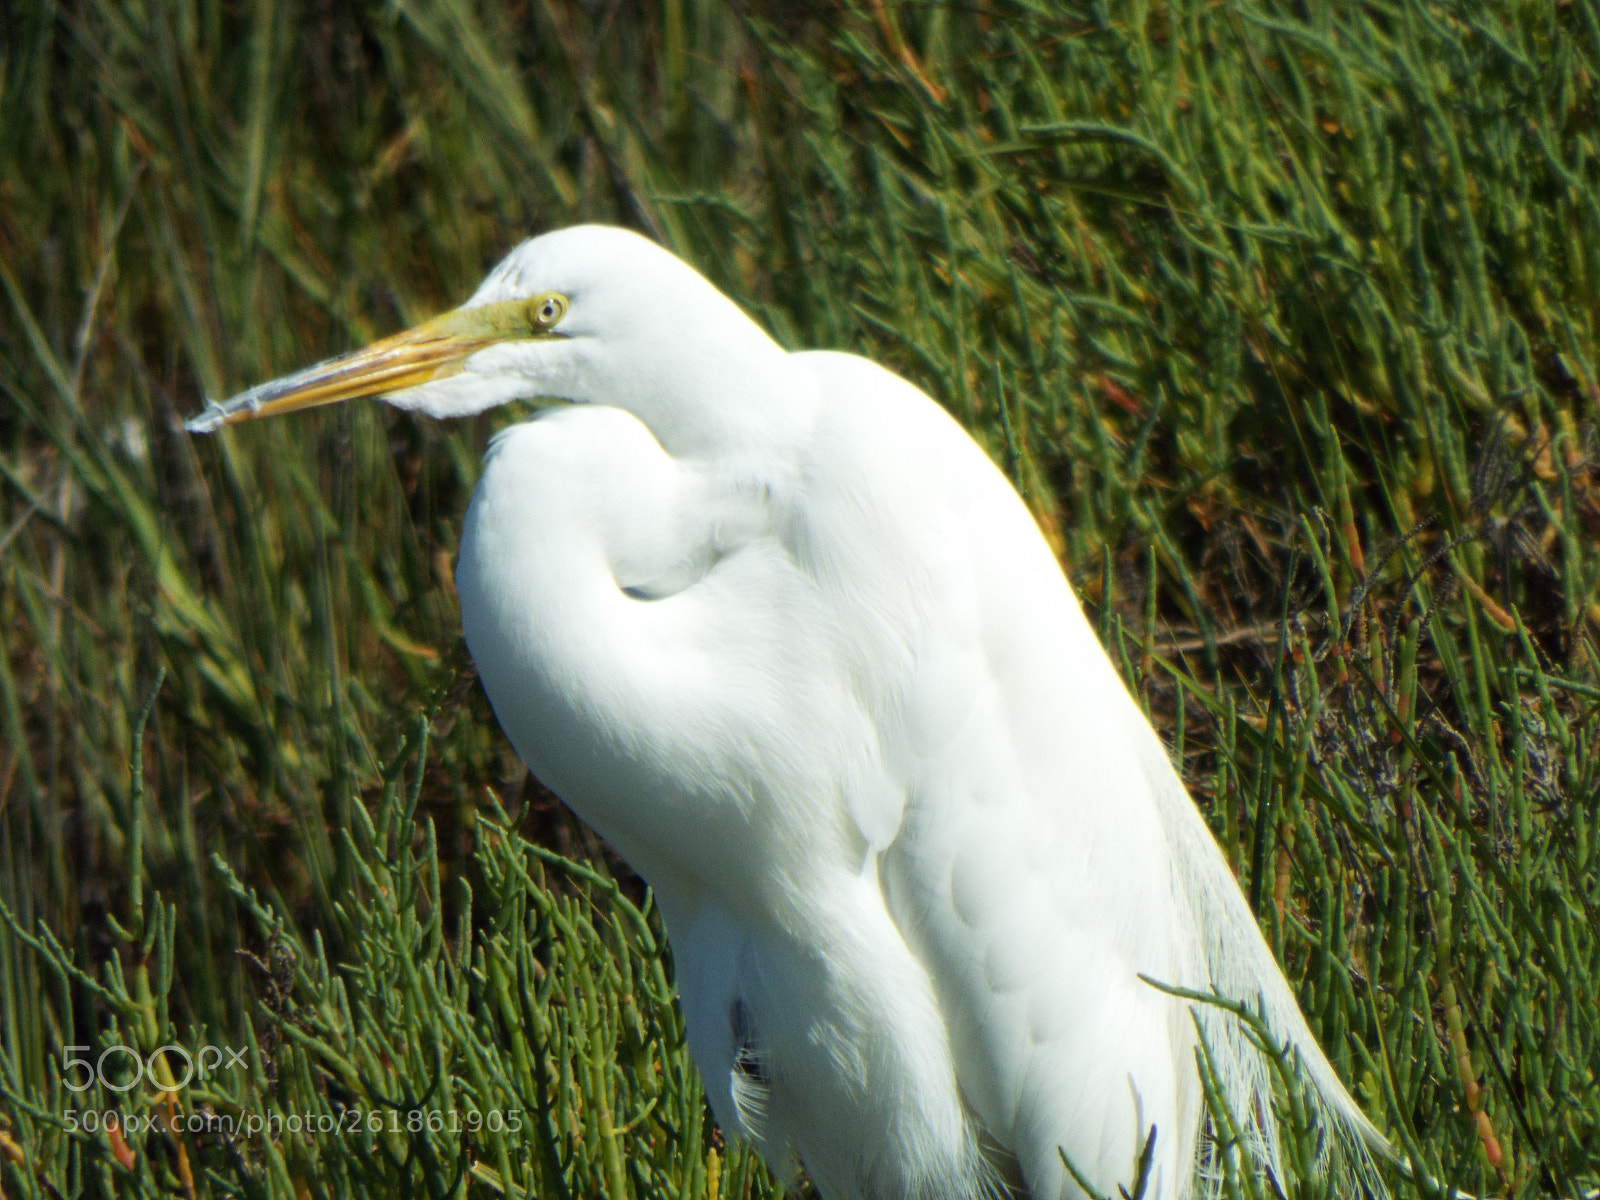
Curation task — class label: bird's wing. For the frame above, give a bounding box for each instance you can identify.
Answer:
[791,351,1384,1200]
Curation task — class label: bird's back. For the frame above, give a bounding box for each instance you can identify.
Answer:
[786,351,1195,1197]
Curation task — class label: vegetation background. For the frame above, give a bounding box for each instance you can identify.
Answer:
[1,0,1596,1197]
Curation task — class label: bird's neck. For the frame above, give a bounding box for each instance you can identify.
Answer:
[601,327,816,461]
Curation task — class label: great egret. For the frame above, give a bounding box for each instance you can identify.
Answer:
[188,225,1389,1200]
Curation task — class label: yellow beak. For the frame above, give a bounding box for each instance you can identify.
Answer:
[186,297,553,433]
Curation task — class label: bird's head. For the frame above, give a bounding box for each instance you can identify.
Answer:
[187,225,801,455]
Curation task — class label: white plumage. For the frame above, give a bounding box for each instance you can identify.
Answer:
[189,225,1388,1200]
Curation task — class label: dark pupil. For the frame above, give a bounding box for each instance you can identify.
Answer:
[540,301,557,321]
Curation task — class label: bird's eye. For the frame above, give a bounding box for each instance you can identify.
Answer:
[529,293,568,329]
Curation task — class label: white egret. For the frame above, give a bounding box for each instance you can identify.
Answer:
[188,225,1390,1200]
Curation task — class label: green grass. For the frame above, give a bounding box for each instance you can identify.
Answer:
[1,0,1597,1196]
